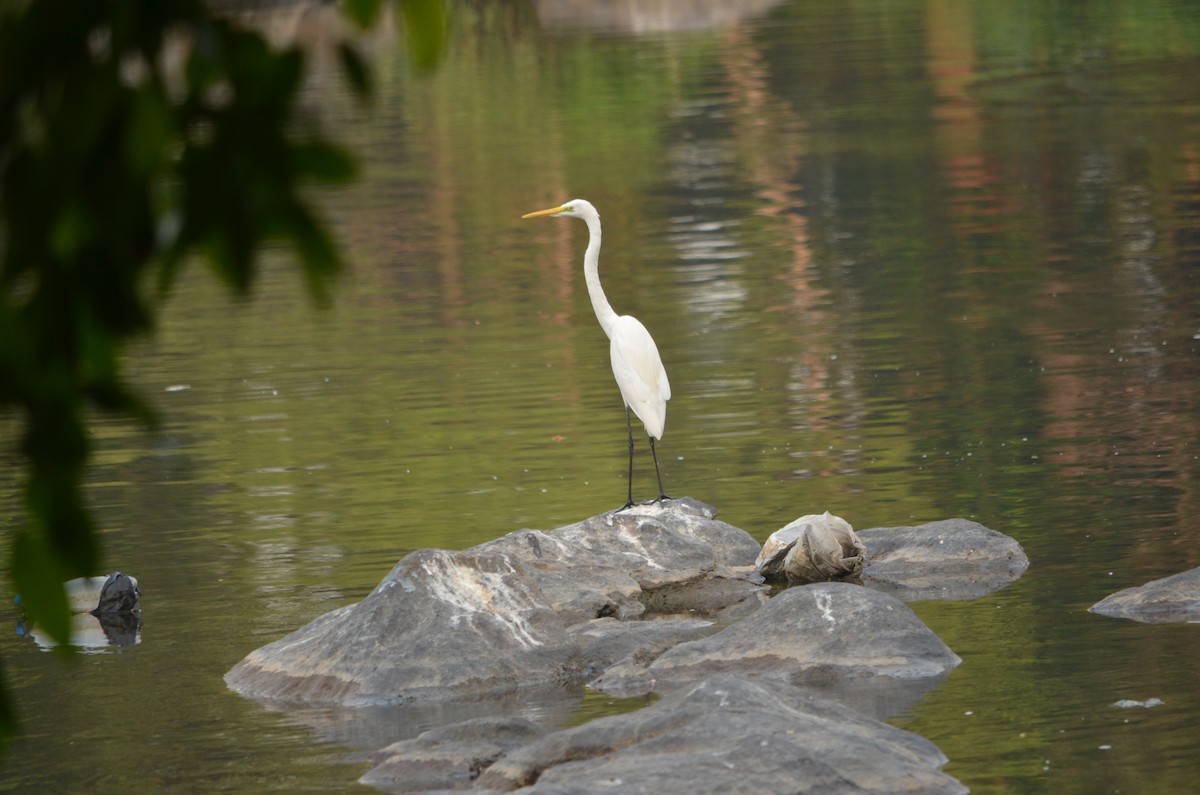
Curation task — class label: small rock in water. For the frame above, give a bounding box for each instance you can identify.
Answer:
[1112,698,1164,709]
[1089,566,1200,624]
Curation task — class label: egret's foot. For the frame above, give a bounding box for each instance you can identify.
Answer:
[642,493,673,505]
[617,499,636,512]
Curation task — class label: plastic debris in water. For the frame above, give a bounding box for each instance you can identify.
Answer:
[755,511,864,582]
[1112,698,1164,709]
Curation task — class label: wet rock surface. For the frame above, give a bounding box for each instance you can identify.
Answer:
[225,498,764,707]
[363,676,966,795]
[589,582,961,717]
[860,518,1029,601]
[360,717,547,793]
[226,503,1027,794]
[1089,566,1200,624]
[566,616,718,679]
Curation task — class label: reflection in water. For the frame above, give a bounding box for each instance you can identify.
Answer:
[3,1,1200,793]
[14,574,143,651]
[267,683,598,754]
[532,0,782,33]
[17,612,142,652]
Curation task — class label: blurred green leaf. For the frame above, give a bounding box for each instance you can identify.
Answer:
[294,141,357,183]
[401,0,446,71]
[185,45,219,94]
[50,202,94,262]
[337,42,373,102]
[342,0,383,29]
[0,657,16,755]
[288,203,340,305]
[26,464,97,578]
[12,532,71,652]
[126,89,172,177]
[1,0,380,752]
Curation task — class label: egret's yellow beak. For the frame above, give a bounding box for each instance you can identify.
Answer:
[522,205,568,219]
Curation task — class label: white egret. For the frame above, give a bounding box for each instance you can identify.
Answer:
[522,199,671,509]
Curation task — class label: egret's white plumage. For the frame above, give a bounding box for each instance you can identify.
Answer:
[522,198,672,508]
[609,317,671,438]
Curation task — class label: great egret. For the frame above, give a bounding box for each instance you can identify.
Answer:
[522,199,671,509]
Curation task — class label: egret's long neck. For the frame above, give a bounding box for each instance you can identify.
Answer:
[582,213,618,338]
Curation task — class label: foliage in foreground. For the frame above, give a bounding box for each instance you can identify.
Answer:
[0,0,443,750]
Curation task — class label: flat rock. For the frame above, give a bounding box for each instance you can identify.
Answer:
[367,675,964,795]
[590,582,961,717]
[360,717,546,793]
[1089,566,1200,624]
[638,571,767,614]
[859,518,1029,601]
[566,617,717,678]
[225,499,765,707]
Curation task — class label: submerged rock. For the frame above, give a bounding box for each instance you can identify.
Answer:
[1089,566,1200,624]
[361,675,965,795]
[756,512,865,582]
[860,518,1029,601]
[225,498,765,707]
[360,716,547,793]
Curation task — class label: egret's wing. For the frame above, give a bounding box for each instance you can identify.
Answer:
[610,316,670,439]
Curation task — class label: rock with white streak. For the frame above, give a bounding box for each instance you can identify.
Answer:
[224,498,765,707]
[589,582,961,718]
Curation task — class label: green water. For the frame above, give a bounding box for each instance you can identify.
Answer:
[3,1,1200,792]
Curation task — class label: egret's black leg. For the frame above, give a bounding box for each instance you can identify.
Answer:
[648,435,670,503]
[620,407,636,510]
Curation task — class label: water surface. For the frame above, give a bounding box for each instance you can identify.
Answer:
[3,1,1199,792]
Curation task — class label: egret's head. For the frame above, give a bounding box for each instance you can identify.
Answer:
[522,198,598,221]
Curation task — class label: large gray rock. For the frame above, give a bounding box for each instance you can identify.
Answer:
[860,518,1029,601]
[229,505,984,794]
[590,582,961,717]
[361,675,965,795]
[1089,566,1200,624]
[225,498,764,706]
